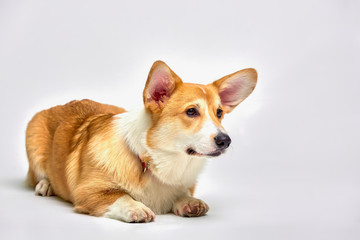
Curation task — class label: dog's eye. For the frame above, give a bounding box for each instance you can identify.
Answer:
[216,108,223,118]
[186,108,199,117]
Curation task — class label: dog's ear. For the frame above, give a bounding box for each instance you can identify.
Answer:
[143,60,183,113]
[212,68,257,113]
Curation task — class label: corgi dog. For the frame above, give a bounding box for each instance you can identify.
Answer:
[25,60,257,223]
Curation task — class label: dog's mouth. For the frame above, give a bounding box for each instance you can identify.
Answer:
[186,148,223,157]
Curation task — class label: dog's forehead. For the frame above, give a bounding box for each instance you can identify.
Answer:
[177,83,220,106]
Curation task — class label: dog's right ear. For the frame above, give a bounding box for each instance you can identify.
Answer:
[143,61,182,113]
[212,68,257,113]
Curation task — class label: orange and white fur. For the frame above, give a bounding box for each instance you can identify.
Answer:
[26,61,257,223]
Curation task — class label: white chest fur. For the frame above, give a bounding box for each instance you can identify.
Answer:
[113,107,207,213]
[130,176,188,214]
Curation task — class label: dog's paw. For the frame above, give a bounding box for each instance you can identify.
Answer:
[35,179,53,196]
[104,195,155,223]
[124,204,155,223]
[173,197,209,217]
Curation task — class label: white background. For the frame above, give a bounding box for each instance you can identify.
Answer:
[1,0,359,239]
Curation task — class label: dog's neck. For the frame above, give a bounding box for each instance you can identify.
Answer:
[114,106,151,157]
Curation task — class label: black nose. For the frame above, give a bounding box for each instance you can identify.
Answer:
[214,133,231,149]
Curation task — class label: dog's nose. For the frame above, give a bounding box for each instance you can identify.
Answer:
[214,133,231,149]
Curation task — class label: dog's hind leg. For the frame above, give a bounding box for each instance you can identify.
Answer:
[25,111,54,197]
[34,179,53,196]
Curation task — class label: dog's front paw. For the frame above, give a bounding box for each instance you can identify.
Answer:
[172,197,209,217]
[103,195,155,223]
[123,204,155,223]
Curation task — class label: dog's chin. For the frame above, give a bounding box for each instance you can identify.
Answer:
[186,148,223,157]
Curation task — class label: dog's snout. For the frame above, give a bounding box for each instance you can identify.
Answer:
[214,133,231,149]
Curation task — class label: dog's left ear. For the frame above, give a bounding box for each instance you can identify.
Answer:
[143,60,183,113]
[212,68,257,113]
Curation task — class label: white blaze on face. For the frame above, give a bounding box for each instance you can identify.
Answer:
[191,103,221,154]
[175,99,224,155]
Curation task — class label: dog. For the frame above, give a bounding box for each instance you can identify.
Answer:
[25,60,257,223]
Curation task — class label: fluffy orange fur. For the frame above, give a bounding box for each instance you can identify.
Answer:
[26,100,130,215]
